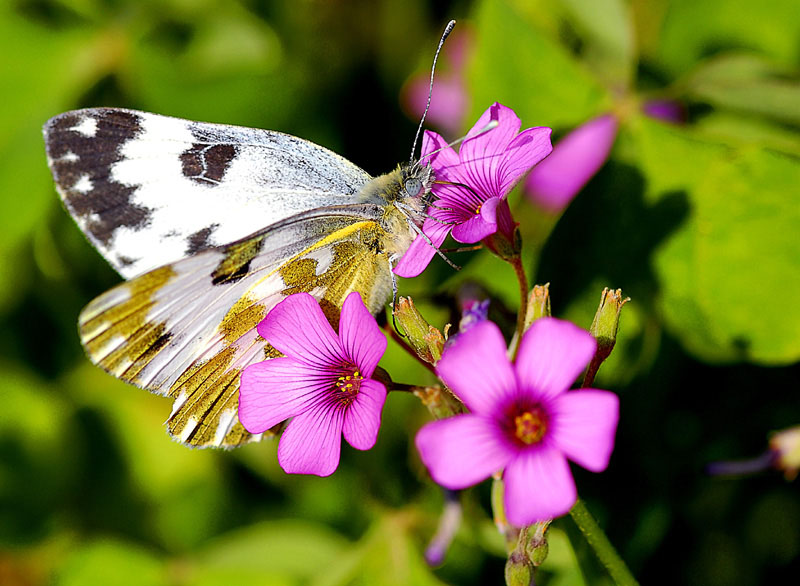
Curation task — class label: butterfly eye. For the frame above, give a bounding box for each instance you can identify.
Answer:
[404,178,422,197]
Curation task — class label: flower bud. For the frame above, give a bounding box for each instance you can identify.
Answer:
[525,115,618,213]
[413,386,464,420]
[770,426,800,481]
[584,288,630,386]
[393,296,445,364]
[524,521,551,567]
[524,283,551,330]
[505,552,535,586]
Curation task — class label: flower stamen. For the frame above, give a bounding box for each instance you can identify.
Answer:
[514,407,547,445]
[335,368,363,400]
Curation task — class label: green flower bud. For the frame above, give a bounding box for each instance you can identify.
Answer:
[524,283,551,329]
[505,552,535,586]
[393,296,445,364]
[584,287,630,386]
[524,521,551,567]
[412,385,464,419]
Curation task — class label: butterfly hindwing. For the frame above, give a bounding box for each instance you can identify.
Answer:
[43,108,373,278]
[78,206,395,447]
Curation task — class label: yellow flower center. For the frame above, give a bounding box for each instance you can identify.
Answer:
[514,407,547,445]
[335,369,363,398]
[475,203,483,215]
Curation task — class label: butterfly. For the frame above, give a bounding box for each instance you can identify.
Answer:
[43,105,439,448]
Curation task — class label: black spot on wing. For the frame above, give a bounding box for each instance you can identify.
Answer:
[211,236,265,285]
[45,109,152,245]
[186,224,219,255]
[180,142,237,185]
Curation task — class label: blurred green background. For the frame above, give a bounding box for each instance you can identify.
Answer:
[1,0,799,584]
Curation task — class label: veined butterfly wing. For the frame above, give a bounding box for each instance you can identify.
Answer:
[43,108,373,278]
[78,204,403,447]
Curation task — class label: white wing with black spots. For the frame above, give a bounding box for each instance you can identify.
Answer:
[43,108,373,278]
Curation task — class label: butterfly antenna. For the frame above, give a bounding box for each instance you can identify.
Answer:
[409,19,456,164]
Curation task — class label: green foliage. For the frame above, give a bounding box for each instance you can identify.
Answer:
[1,0,798,585]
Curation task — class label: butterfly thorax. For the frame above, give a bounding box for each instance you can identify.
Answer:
[357,162,434,256]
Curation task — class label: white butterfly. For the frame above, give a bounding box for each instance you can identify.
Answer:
[43,106,436,448]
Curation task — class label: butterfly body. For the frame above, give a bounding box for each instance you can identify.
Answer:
[44,107,434,448]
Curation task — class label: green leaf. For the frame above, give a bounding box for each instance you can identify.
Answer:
[657,0,800,75]
[694,111,800,157]
[633,117,800,364]
[55,539,167,586]
[557,0,635,87]
[467,0,607,129]
[189,520,349,585]
[313,512,447,586]
[685,54,800,126]
[0,8,96,254]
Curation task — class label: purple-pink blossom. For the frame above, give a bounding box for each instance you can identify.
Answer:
[239,292,387,477]
[415,318,619,525]
[525,114,618,213]
[394,102,552,278]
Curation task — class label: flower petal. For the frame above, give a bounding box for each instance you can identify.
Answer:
[451,210,497,243]
[496,126,553,196]
[277,401,344,476]
[515,318,596,400]
[458,103,522,197]
[447,196,501,243]
[258,293,344,367]
[503,447,577,525]
[525,115,618,213]
[339,292,387,376]
[239,358,330,433]
[436,321,517,416]
[550,389,619,472]
[342,379,387,450]
[392,217,451,278]
[421,130,461,172]
[416,414,514,489]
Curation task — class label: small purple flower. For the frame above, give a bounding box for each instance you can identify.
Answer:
[642,99,686,125]
[415,318,619,525]
[525,114,618,213]
[239,292,387,477]
[394,102,552,278]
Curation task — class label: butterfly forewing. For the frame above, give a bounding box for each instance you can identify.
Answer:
[44,108,373,278]
[77,206,395,447]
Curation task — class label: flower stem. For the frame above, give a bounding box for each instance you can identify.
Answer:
[509,256,528,361]
[568,499,639,586]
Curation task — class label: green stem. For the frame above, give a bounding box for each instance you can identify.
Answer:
[569,499,639,586]
[509,256,528,361]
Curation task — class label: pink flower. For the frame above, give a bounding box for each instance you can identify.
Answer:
[525,114,618,213]
[415,318,619,525]
[239,292,387,476]
[394,103,552,278]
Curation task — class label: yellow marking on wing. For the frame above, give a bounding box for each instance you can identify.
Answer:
[166,345,267,447]
[80,266,175,383]
[220,295,267,344]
